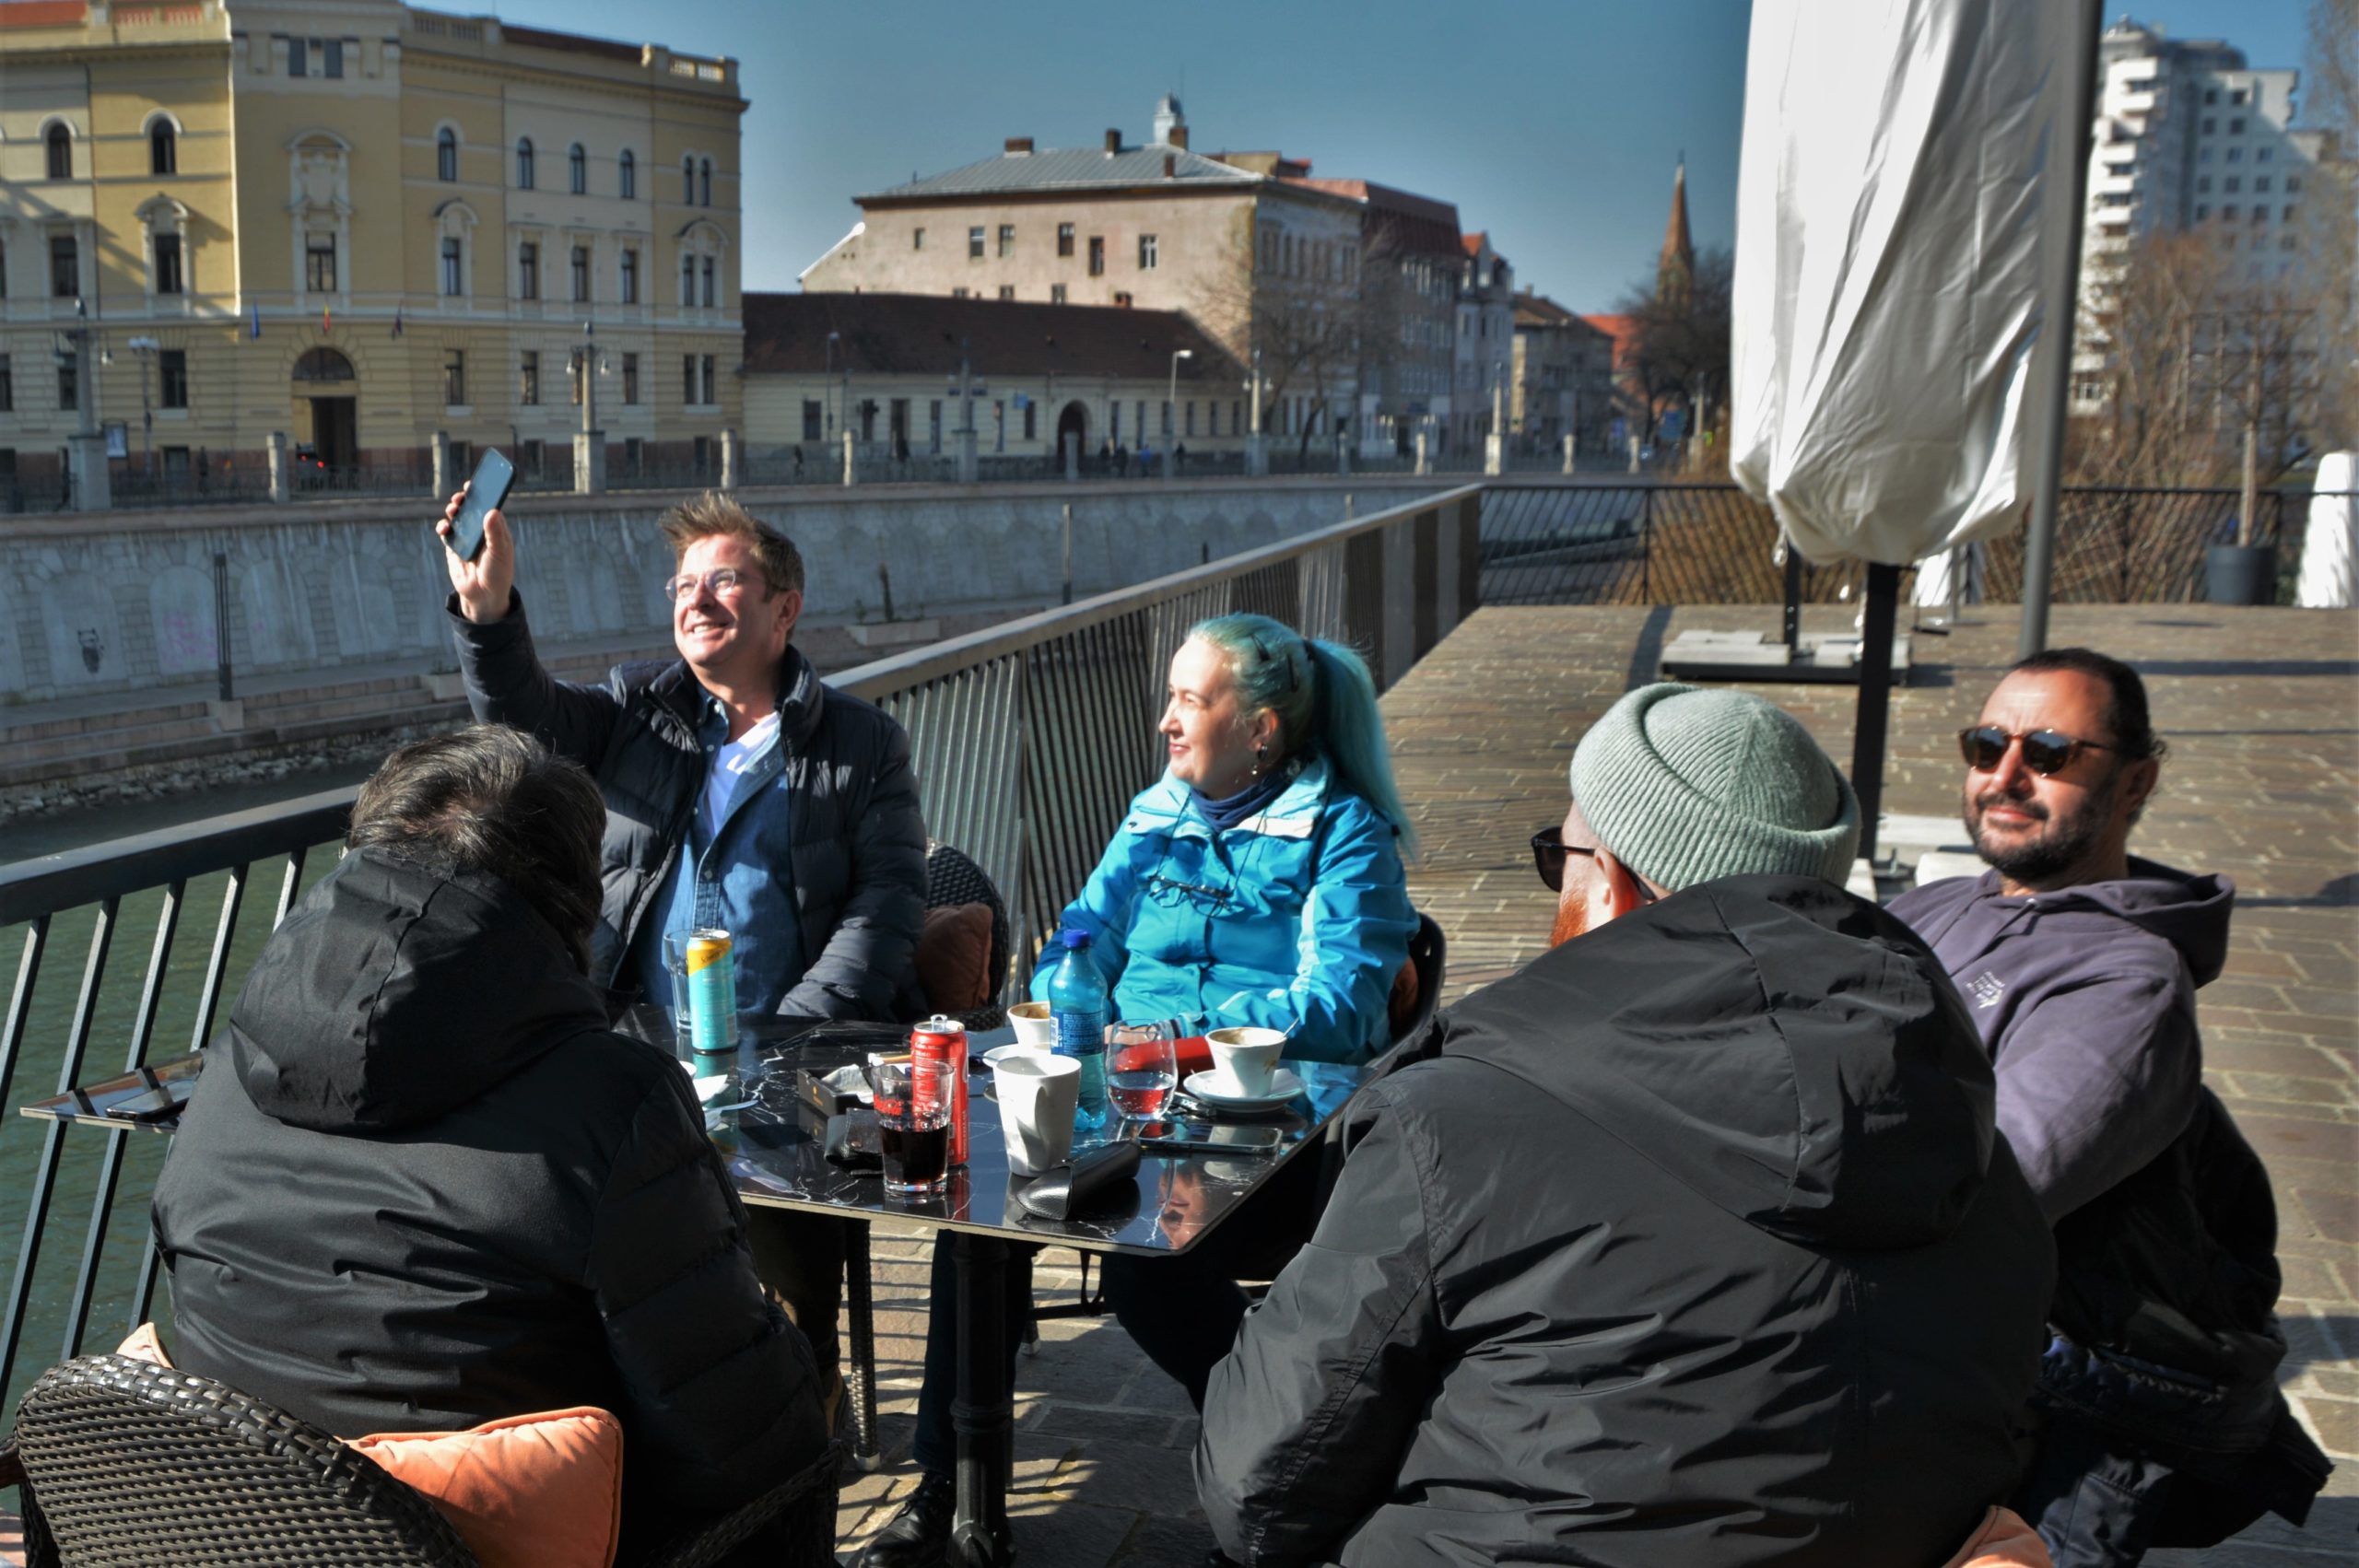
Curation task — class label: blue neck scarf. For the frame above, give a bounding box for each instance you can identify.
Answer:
[1191,762,1295,833]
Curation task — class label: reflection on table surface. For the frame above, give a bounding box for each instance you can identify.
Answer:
[608,1006,1369,1258]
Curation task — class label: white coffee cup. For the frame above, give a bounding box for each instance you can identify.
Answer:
[1205,1025,1286,1096]
[1007,1000,1057,1047]
[992,1052,1079,1176]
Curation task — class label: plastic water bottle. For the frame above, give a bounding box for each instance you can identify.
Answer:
[1046,929,1110,1135]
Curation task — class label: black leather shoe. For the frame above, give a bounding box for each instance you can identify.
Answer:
[856,1470,956,1568]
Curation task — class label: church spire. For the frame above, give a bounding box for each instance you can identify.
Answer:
[1659,154,1695,308]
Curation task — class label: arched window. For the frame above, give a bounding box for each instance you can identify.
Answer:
[681,154,694,205]
[45,123,72,181]
[436,126,457,182]
[292,346,357,382]
[569,142,586,194]
[618,148,635,200]
[515,137,534,189]
[698,157,712,208]
[150,121,177,176]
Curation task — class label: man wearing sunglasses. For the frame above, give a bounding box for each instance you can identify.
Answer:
[440,487,928,1431]
[1199,683,2054,1568]
[1890,649,2328,1566]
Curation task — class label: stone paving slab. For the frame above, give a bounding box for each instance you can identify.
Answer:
[832,603,2357,1566]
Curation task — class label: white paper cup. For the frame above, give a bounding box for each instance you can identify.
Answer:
[992,1052,1079,1176]
[1007,1000,1057,1047]
[1205,1026,1286,1096]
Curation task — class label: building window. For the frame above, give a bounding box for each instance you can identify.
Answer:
[1057,222,1074,257]
[1232,399,1241,432]
[683,354,698,406]
[1087,236,1104,275]
[2204,88,2218,104]
[2196,204,2210,219]
[571,244,591,302]
[621,353,639,404]
[698,158,711,207]
[45,124,71,181]
[2228,117,2245,135]
[2257,146,2273,163]
[930,400,942,451]
[803,399,822,440]
[1023,401,1037,440]
[2230,88,2247,105]
[1135,400,1146,439]
[2222,205,2238,219]
[1161,400,1171,437]
[1050,283,1067,303]
[2226,147,2242,162]
[443,349,465,406]
[323,38,344,77]
[58,356,76,412]
[437,127,458,181]
[951,287,968,298]
[2225,176,2241,193]
[2201,116,2216,135]
[618,148,635,199]
[440,237,463,296]
[682,155,694,204]
[288,36,306,76]
[681,253,695,306]
[2197,176,2211,192]
[2253,205,2268,225]
[154,234,183,294]
[2283,205,2295,222]
[1138,234,1158,269]
[150,122,177,175]
[913,227,925,251]
[306,236,336,293]
[1112,290,1133,307]
[521,351,540,404]
[2287,175,2302,193]
[159,349,188,409]
[998,223,1015,258]
[701,256,716,308]
[619,248,639,304]
[517,240,537,299]
[702,356,717,405]
[968,226,984,260]
[1185,402,1195,437]
[569,143,586,194]
[516,138,534,188]
[997,285,1015,300]
[0,355,11,413]
[520,439,544,476]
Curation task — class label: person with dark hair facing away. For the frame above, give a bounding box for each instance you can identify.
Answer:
[861,613,1418,1568]
[1198,683,2055,1568]
[1891,649,2330,1566]
[152,727,825,1562]
[437,487,929,1427]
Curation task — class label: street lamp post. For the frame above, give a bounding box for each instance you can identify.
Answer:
[1165,348,1191,478]
[128,334,159,478]
[59,299,111,511]
[574,318,604,494]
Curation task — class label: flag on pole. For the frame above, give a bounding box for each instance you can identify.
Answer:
[249,301,262,340]
[323,303,333,335]
[391,306,405,339]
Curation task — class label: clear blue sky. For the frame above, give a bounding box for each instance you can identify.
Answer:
[477,0,2321,313]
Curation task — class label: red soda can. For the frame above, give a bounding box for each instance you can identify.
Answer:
[910,1015,968,1166]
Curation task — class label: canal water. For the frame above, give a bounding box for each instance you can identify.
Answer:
[2,768,375,1417]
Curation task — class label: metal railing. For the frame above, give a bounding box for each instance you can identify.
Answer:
[0,483,1481,1416]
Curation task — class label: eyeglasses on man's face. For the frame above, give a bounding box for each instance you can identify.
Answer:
[1530,825,1658,903]
[662,567,760,603]
[1957,725,2117,778]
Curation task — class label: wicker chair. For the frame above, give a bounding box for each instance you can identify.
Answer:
[1,1353,839,1568]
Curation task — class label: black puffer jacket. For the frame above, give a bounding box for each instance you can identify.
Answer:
[151,848,825,1539]
[451,591,927,1019]
[1197,875,2055,1568]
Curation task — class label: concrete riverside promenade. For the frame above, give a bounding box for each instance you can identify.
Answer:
[835,601,2357,1566]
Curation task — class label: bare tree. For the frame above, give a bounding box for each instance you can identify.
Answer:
[2304,0,2359,451]
[1610,246,1733,466]
[1189,217,1362,451]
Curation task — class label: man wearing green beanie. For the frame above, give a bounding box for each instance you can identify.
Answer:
[1200,684,2056,1568]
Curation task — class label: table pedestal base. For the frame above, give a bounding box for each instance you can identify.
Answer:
[950,1232,1015,1567]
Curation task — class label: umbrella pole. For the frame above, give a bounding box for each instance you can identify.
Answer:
[1849,562,1902,869]
[1782,546,1803,659]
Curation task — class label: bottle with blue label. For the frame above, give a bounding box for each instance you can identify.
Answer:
[1045,928,1110,1135]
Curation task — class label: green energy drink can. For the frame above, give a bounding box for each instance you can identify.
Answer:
[686,928,738,1057]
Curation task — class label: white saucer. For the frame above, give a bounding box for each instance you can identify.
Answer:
[1183,1067,1304,1114]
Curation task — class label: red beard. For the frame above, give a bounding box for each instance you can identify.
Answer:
[1549,895,1590,948]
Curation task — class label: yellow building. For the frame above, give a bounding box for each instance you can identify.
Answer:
[0,0,744,504]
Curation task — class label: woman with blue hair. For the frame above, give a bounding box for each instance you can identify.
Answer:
[860,614,1419,1568]
[1040,611,1419,1061]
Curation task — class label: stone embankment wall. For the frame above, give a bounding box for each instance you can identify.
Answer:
[0,477,1438,705]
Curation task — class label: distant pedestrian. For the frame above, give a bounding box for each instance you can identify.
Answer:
[1114,440,1129,477]
[1174,441,1187,475]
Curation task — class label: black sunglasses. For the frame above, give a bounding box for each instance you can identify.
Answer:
[1958,725,2118,777]
[1531,826,1659,903]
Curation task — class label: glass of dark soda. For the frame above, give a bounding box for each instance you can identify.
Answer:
[869,1054,956,1196]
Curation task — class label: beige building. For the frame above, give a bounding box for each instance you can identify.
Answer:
[0,0,743,505]
[799,97,1363,447]
[741,291,1249,474]
[1510,289,1614,455]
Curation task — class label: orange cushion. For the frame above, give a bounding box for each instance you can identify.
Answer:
[348,1407,625,1568]
[116,1322,173,1367]
[1938,1505,2053,1568]
[1387,955,1421,1035]
[916,902,995,1011]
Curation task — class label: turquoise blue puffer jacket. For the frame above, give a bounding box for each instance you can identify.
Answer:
[1028,757,1416,1065]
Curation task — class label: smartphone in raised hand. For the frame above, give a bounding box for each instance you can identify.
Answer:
[445,448,515,563]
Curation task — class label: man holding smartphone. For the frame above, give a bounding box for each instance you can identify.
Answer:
[436,484,929,1422]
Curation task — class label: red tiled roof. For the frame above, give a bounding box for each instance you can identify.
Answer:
[744,292,1244,383]
[1461,231,1487,258]
[0,2,88,28]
